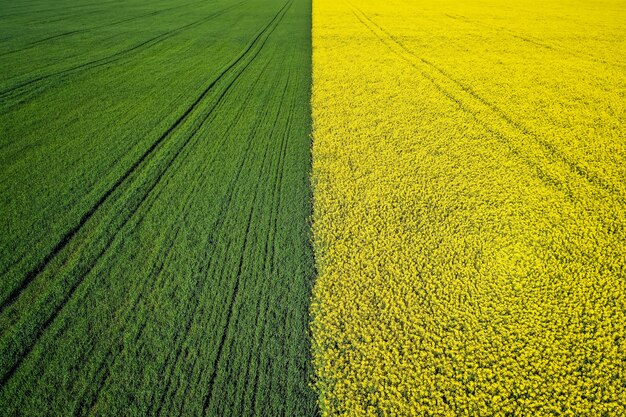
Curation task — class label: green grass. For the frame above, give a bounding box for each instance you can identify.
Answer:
[0,0,317,415]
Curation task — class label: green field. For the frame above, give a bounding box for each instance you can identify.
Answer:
[0,0,316,415]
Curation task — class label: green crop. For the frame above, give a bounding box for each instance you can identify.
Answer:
[0,0,316,415]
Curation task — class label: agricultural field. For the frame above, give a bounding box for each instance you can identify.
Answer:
[0,0,316,415]
[311,0,626,416]
[2,0,626,415]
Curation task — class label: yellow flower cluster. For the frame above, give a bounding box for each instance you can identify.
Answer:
[310,0,626,415]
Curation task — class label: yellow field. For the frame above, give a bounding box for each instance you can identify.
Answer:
[310,0,626,415]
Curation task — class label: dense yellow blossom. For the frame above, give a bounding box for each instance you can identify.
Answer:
[310,0,626,415]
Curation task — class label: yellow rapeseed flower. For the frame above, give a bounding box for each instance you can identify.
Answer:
[310,0,626,415]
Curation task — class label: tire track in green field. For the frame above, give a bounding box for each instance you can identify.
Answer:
[69,70,267,414]
[165,69,293,416]
[0,0,204,58]
[202,143,271,416]
[1,0,315,414]
[151,30,296,415]
[245,65,295,417]
[72,62,272,416]
[0,1,245,110]
[201,61,293,417]
[0,0,282,314]
[216,63,301,417]
[160,32,302,415]
[0,0,121,20]
[0,0,294,388]
[141,59,277,417]
[147,83,277,416]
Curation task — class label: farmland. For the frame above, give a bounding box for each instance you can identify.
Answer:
[0,0,316,415]
[2,0,626,415]
[311,0,626,415]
